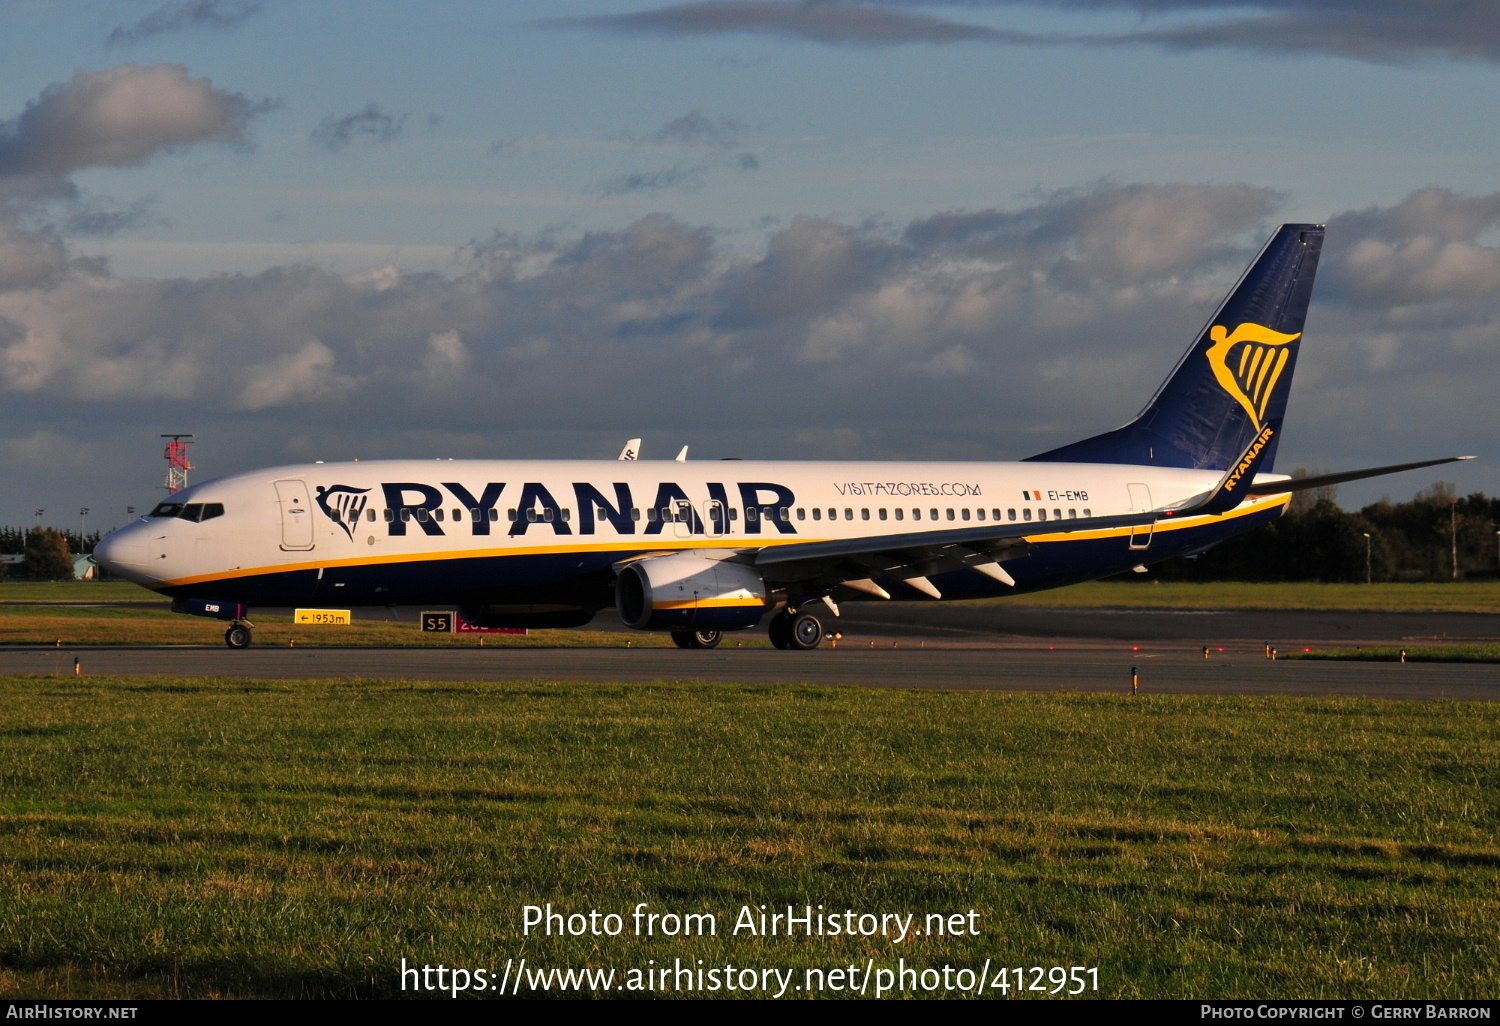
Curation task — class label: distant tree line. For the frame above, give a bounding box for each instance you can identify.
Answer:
[1149,482,1500,583]
[0,526,100,581]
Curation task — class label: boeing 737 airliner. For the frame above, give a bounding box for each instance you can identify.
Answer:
[94,224,1469,649]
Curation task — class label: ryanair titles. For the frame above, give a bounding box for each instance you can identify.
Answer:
[319,481,800,538]
[1224,426,1275,492]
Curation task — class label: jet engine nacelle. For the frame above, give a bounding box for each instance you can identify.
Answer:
[615,551,769,631]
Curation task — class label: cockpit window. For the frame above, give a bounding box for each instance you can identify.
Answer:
[148,501,224,522]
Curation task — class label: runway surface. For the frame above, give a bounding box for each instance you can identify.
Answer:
[4,602,1498,700]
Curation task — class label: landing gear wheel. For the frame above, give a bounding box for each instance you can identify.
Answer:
[224,624,252,649]
[789,612,824,650]
[768,611,794,650]
[672,629,723,650]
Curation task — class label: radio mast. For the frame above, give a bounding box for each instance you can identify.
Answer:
[161,434,194,493]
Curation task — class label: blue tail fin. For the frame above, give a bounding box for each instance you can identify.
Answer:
[1027,223,1324,471]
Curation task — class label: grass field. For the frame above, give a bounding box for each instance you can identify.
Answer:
[8,578,1500,612]
[976,581,1500,613]
[0,604,682,648]
[0,581,161,603]
[1293,645,1500,664]
[1,677,1496,1000]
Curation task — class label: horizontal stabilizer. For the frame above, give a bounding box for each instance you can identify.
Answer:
[1249,456,1475,496]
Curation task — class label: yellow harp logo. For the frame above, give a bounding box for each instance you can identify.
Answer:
[1206,322,1301,430]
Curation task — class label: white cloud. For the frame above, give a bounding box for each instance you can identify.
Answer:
[0,64,265,176]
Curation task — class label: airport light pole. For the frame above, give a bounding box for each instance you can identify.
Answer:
[1363,532,1372,585]
[33,509,43,530]
[1451,500,1459,581]
[80,508,89,552]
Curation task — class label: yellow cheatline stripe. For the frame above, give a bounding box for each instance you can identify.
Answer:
[654,598,768,611]
[159,494,1290,589]
[1022,493,1287,543]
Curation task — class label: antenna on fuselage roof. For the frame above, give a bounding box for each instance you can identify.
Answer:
[618,438,641,460]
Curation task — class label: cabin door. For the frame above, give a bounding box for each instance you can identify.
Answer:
[274,479,316,551]
[1127,483,1154,550]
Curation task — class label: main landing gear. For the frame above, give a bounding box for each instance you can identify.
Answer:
[224,622,254,649]
[671,629,723,650]
[767,609,824,650]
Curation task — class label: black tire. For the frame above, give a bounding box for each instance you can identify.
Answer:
[687,630,722,649]
[224,625,252,649]
[671,631,695,649]
[768,611,794,650]
[789,613,823,650]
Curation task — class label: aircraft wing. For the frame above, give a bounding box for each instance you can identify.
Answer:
[751,424,1287,599]
[751,512,1157,598]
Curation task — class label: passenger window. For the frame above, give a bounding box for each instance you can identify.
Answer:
[746,507,757,522]
[545,509,555,523]
[930,508,938,520]
[812,508,821,521]
[1068,508,1077,519]
[401,509,412,522]
[631,508,641,521]
[729,508,738,521]
[1054,508,1062,520]
[454,508,462,521]
[434,509,444,522]
[1083,508,1091,518]
[878,509,887,521]
[1008,509,1016,521]
[947,509,956,521]
[508,509,518,522]
[993,508,1002,521]
[797,508,806,521]
[1038,509,1047,521]
[912,509,921,521]
[976,509,985,521]
[1023,509,1032,522]
[861,508,870,521]
[844,509,852,521]
[368,509,377,522]
[894,508,904,521]
[561,509,571,522]
[384,509,394,522]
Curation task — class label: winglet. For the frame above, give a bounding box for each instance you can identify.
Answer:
[618,438,641,461]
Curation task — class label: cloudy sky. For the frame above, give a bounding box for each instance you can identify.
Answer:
[3,0,1499,530]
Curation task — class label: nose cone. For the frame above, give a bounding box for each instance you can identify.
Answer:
[94,523,154,585]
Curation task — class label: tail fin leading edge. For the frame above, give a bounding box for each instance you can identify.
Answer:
[1027,223,1325,471]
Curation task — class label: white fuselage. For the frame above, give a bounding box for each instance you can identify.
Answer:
[94,457,1288,617]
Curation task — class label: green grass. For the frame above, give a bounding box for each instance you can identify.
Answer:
[0,604,682,648]
[7,579,1500,613]
[1,677,1496,999]
[1292,645,1500,664]
[0,581,161,603]
[991,581,1500,613]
